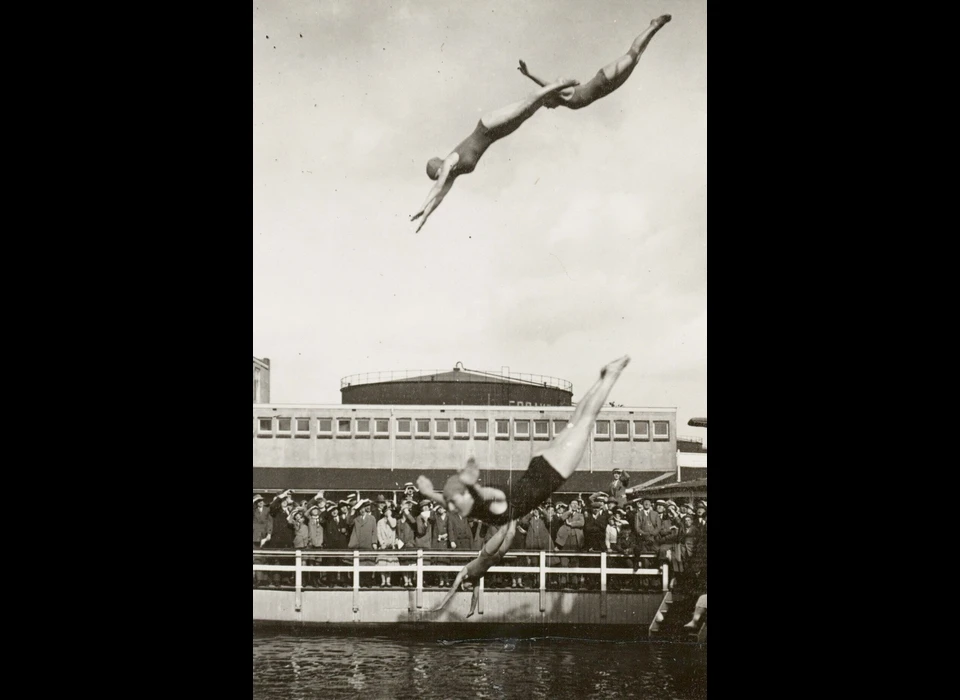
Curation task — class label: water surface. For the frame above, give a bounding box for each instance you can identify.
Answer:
[253,631,706,699]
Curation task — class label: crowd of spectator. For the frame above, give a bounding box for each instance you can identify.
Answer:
[253,468,707,593]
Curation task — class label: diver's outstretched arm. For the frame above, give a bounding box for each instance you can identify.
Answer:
[411,153,459,233]
[416,475,447,507]
[518,60,548,87]
[431,566,469,612]
[480,79,578,134]
[452,457,507,517]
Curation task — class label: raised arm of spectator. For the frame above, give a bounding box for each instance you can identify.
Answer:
[269,490,290,516]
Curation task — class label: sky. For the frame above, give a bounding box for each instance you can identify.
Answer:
[253,0,706,434]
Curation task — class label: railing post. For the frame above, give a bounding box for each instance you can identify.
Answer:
[416,549,423,609]
[352,550,360,613]
[478,573,484,615]
[295,550,302,612]
[662,561,669,592]
[600,550,607,592]
[539,550,546,613]
[600,550,608,619]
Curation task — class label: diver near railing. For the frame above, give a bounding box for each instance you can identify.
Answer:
[430,521,517,617]
[416,355,631,526]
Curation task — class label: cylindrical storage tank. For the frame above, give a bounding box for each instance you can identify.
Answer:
[340,364,572,406]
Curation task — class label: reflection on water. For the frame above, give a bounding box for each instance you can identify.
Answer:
[253,631,706,700]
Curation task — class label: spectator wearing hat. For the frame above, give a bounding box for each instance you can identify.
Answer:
[605,511,621,553]
[303,501,326,586]
[431,504,450,550]
[664,500,681,526]
[606,508,629,589]
[633,498,662,555]
[589,494,610,531]
[288,507,310,550]
[305,503,325,548]
[268,490,296,548]
[550,502,566,539]
[414,500,434,549]
[688,507,707,587]
[609,469,631,506]
[402,482,420,502]
[414,500,436,586]
[556,499,586,588]
[348,499,378,587]
[615,511,644,590]
[376,501,400,587]
[655,513,679,574]
[674,512,698,580]
[337,499,356,533]
[582,500,606,590]
[544,504,563,588]
[323,504,349,586]
[268,490,296,586]
[447,504,474,552]
[253,495,273,587]
[584,500,606,551]
[396,499,418,587]
[519,507,551,588]
[672,502,707,593]
[431,504,451,588]
[253,495,273,548]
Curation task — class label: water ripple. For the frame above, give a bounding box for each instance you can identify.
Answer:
[253,633,706,700]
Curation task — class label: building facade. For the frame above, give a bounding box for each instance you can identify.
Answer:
[253,356,270,404]
[253,403,678,495]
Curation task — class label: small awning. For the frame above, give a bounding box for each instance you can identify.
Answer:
[634,477,707,499]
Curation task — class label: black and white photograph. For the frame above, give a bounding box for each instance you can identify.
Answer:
[253,1,707,697]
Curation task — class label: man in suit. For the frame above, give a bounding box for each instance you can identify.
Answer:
[633,497,662,556]
[348,499,378,587]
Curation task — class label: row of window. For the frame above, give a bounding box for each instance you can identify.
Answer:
[255,416,670,441]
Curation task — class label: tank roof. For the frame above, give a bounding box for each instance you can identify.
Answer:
[341,364,572,393]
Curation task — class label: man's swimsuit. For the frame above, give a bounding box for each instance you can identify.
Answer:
[467,455,567,526]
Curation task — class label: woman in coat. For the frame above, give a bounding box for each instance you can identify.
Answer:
[375,502,399,587]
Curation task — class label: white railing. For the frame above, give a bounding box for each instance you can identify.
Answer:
[253,549,669,613]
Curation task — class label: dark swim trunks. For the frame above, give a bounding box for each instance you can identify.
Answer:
[468,455,567,527]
